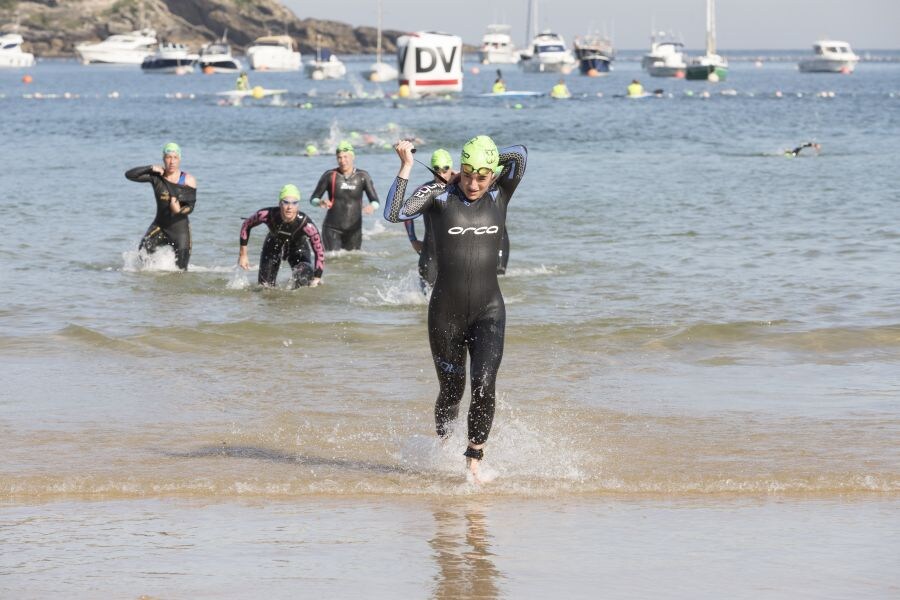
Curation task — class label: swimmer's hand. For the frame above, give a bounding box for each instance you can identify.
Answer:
[394,140,416,167]
[411,240,423,254]
[362,204,374,215]
[310,277,322,287]
[151,165,165,175]
[238,249,250,270]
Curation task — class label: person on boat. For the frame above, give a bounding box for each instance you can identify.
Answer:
[550,78,571,99]
[236,71,249,91]
[785,142,821,157]
[309,141,380,251]
[239,184,324,288]
[627,79,644,97]
[492,70,506,94]
[124,142,197,271]
[384,135,528,482]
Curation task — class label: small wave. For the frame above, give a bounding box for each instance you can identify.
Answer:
[355,270,429,306]
[121,247,180,272]
[501,264,559,277]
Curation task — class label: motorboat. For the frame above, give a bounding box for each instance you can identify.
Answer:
[141,43,196,74]
[0,33,34,68]
[246,35,301,71]
[519,31,576,74]
[362,0,398,82]
[197,39,242,73]
[479,24,519,65]
[685,0,728,81]
[305,39,346,80]
[75,28,157,65]
[641,32,686,78]
[573,34,614,75]
[798,40,859,73]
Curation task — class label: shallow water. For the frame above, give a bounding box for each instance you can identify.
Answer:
[1,55,898,596]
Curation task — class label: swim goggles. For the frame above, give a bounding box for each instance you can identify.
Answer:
[280,199,300,206]
[461,163,494,177]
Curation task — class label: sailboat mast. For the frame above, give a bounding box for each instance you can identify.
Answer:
[376,0,382,62]
[525,0,534,47]
[707,0,716,56]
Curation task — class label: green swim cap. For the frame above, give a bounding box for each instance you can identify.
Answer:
[279,184,301,201]
[162,142,181,157]
[460,135,501,174]
[336,140,354,155]
[430,148,453,169]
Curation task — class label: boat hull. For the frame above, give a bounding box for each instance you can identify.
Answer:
[647,63,685,78]
[141,59,195,74]
[685,64,727,81]
[577,56,611,74]
[0,53,34,68]
[798,58,858,73]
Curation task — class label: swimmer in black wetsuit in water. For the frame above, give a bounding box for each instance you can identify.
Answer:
[385,135,527,481]
[238,184,325,288]
[405,149,510,293]
[125,142,197,271]
[309,140,380,251]
[785,142,821,157]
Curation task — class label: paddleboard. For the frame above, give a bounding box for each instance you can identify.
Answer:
[478,91,544,98]
[216,89,288,98]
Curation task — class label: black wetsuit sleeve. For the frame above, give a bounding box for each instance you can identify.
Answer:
[362,171,380,206]
[303,220,326,278]
[178,185,196,215]
[310,171,332,204]
[496,145,528,200]
[383,177,445,223]
[240,208,270,246]
[125,165,154,182]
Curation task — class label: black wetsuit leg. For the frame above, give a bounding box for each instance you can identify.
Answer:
[286,238,314,288]
[343,227,363,251]
[322,226,343,252]
[497,227,510,275]
[418,251,437,292]
[258,234,285,286]
[140,223,191,271]
[429,296,506,444]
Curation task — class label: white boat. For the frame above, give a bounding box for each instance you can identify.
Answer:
[246,35,301,71]
[305,38,346,80]
[573,34,614,75]
[520,31,576,74]
[197,39,242,73]
[362,0,398,82]
[641,32,686,78]
[141,43,196,75]
[798,40,859,73]
[479,24,519,65]
[75,28,158,65]
[0,33,35,68]
[685,0,728,82]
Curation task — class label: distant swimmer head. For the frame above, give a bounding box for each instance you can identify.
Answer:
[430,148,453,173]
[336,140,355,156]
[279,183,301,202]
[460,135,501,177]
[162,142,181,158]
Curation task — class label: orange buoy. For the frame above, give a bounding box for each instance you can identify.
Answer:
[470,66,480,75]
[22,74,33,84]
[586,68,599,77]
[202,65,215,75]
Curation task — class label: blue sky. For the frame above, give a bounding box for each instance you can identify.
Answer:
[284,0,898,50]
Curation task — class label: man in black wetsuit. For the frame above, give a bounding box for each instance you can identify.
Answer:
[385,135,528,481]
[405,149,510,292]
[125,142,197,271]
[785,142,821,157]
[238,184,325,288]
[309,141,380,251]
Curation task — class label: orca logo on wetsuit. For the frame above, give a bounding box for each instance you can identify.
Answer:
[447,226,499,235]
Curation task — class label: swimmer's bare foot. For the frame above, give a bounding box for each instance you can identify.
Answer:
[464,444,484,484]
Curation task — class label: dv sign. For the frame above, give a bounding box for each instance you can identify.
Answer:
[397,32,463,96]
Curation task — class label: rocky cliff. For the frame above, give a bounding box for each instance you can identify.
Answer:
[0,0,407,57]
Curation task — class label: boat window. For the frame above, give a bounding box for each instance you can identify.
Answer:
[3,42,16,50]
[826,46,839,53]
[538,45,565,53]
[814,45,823,55]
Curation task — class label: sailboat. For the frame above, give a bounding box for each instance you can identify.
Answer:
[685,0,728,81]
[362,0,398,82]
[305,34,346,80]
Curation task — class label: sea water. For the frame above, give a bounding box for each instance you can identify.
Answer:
[1,55,898,598]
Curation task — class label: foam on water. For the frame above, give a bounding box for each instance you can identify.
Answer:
[121,247,180,272]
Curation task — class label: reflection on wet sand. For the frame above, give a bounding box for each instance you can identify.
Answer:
[430,502,501,600]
